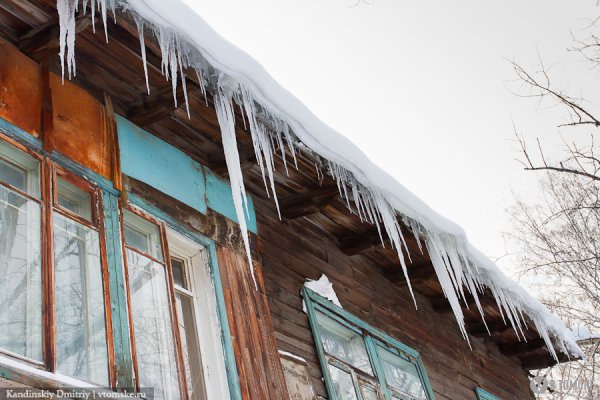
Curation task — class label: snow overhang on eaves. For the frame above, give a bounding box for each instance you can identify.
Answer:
[56,0,583,361]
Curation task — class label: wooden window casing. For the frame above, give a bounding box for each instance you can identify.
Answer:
[475,388,500,400]
[0,136,44,367]
[302,287,436,400]
[0,134,116,387]
[120,205,189,400]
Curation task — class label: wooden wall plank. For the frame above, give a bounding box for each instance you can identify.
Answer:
[49,73,113,178]
[256,197,537,400]
[0,39,41,136]
[218,246,290,400]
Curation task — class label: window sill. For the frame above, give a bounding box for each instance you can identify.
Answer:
[0,354,137,399]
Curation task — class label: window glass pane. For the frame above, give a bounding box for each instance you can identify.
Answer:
[363,385,380,400]
[176,292,205,400]
[328,364,358,400]
[123,210,163,260]
[316,311,373,375]
[377,347,427,400]
[0,141,40,198]
[56,178,92,221]
[171,258,186,289]
[127,249,181,400]
[0,185,42,360]
[54,213,109,385]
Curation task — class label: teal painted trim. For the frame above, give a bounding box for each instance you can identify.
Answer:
[0,117,119,195]
[304,288,420,359]
[101,190,134,390]
[302,287,436,400]
[203,166,257,233]
[301,288,337,400]
[116,115,207,214]
[372,337,436,400]
[476,388,501,400]
[126,193,242,400]
[415,355,436,400]
[115,115,257,233]
[0,117,43,151]
[364,336,393,400]
[50,152,118,195]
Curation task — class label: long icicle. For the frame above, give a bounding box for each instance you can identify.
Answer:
[214,77,256,288]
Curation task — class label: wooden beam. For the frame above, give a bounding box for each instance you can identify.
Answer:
[126,80,198,127]
[385,264,435,284]
[337,224,425,257]
[208,146,256,175]
[519,349,572,370]
[431,293,498,314]
[520,353,558,370]
[19,14,96,61]
[499,338,547,357]
[466,319,511,338]
[40,59,54,152]
[337,228,384,255]
[279,185,339,219]
[104,93,123,191]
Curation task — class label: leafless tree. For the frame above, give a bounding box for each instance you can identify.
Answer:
[508,11,600,400]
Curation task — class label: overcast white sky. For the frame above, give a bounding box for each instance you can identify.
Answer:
[183,0,598,272]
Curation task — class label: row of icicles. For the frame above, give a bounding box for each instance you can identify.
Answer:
[56,0,573,360]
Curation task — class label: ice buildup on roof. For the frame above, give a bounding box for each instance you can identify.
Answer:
[56,0,583,360]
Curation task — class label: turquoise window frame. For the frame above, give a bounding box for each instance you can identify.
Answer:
[302,287,435,400]
[475,388,500,400]
[0,117,242,399]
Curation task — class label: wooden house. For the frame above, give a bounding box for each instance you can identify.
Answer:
[0,1,581,399]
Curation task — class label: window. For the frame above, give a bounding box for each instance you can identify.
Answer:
[52,172,109,385]
[475,388,500,400]
[303,287,435,400]
[0,140,42,362]
[123,210,224,400]
[0,138,112,386]
[122,209,183,400]
[166,229,232,400]
[168,233,208,400]
[0,133,232,397]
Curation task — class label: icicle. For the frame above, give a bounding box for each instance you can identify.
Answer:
[274,130,289,174]
[194,67,208,105]
[57,0,76,81]
[134,16,150,95]
[374,192,417,308]
[214,77,256,288]
[180,62,190,118]
[170,41,179,108]
[101,0,109,42]
[241,88,281,218]
[91,0,96,33]
[282,124,298,169]
[177,45,190,118]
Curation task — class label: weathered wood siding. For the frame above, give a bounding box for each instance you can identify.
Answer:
[218,247,290,400]
[0,40,115,179]
[256,199,535,400]
[0,40,41,136]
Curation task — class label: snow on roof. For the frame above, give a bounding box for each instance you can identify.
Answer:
[57,0,582,359]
